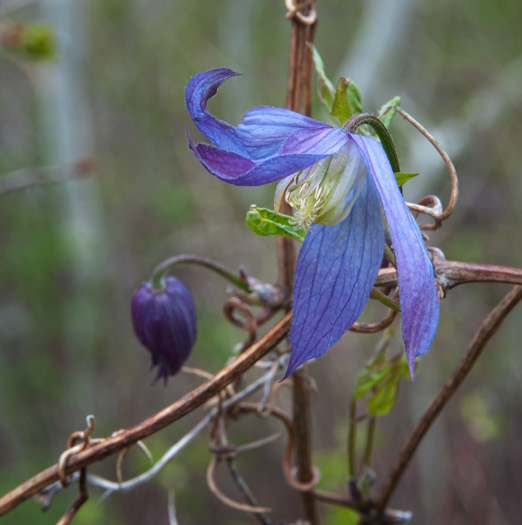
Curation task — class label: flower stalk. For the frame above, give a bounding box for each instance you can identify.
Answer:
[346,113,401,174]
[151,255,251,293]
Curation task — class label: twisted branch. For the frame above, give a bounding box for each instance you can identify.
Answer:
[0,313,292,517]
[1,258,522,517]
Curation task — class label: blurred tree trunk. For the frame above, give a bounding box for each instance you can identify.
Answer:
[38,0,106,393]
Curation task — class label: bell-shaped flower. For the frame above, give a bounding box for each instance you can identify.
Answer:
[185,68,439,377]
[131,277,197,382]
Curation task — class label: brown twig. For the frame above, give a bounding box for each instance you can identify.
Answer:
[0,312,292,517]
[0,159,95,196]
[376,285,522,513]
[312,489,361,511]
[350,308,398,334]
[223,297,258,351]
[236,403,320,493]
[429,249,522,292]
[207,455,272,514]
[226,459,273,525]
[283,2,321,523]
[374,256,522,291]
[2,257,521,516]
[56,467,88,525]
[395,106,459,228]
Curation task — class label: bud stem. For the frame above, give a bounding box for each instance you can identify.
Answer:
[151,255,252,293]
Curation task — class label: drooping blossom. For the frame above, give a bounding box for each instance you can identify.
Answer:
[185,68,439,377]
[131,277,197,382]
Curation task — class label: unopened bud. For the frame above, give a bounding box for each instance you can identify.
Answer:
[131,277,196,383]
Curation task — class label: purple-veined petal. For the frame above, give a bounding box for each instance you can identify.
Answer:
[286,175,384,377]
[237,106,348,160]
[188,131,342,186]
[280,126,349,156]
[187,135,256,176]
[351,134,440,376]
[185,68,248,156]
[186,69,349,163]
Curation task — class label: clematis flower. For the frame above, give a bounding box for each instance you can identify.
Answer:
[131,277,197,382]
[185,68,439,377]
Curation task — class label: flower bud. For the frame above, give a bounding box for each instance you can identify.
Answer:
[131,277,196,382]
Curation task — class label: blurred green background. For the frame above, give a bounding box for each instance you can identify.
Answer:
[1,0,521,523]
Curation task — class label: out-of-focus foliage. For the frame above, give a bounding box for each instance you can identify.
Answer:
[354,350,410,416]
[1,0,522,523]
[1,22,56,61]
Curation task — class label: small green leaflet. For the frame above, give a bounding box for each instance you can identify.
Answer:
[331,77,363,126]
[331,77,350,124]
[308,44,335,114]
[246,206,306,242]
[347,80,363,117]
[377,96,401,129]
[354,352,410,416]
[394,172,419,187]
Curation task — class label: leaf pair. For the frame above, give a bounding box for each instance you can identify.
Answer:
[354,350,410,416]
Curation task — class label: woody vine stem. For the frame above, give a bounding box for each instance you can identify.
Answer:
[1,1,522,524]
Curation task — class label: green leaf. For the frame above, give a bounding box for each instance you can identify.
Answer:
[347,80,363,116]
[394,172,419,187]
[354,353,391,400]
[367,357,410,416]
[367,382,397,415]
[330,77,363,126]
[378,96,401,129]
[354,352,410,416]
[308,44,335,113]
[330,77,351,124]
[245,206,305,242]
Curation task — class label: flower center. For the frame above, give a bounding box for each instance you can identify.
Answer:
[276,143,367,230]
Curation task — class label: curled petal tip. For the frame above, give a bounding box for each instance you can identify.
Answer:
[185,69,349,185]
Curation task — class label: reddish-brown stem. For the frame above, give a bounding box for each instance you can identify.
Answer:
[56,468,88,525]
[1,254,521,517]
[433,258,522,291]
[283,2,320,523]
[0,313,292,517]
[376,285,522,512]
[374,258,522,290]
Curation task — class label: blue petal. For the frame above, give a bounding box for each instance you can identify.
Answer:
[237,106,348,160]
[188,131,346,186]
[185,68,248,156]
[286,175,384,376]
[351,135,440,376]
[186,69,349,166]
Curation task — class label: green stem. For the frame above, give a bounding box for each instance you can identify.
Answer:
[151,255,251,293]
[370,288,401,312]
[345,114,401,174]
[362,416,376,470]
[347,397,357,479]
[384,244,396,268]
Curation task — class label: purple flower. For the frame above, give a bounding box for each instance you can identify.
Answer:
[185,68,439,377]
[131,277,196,382]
